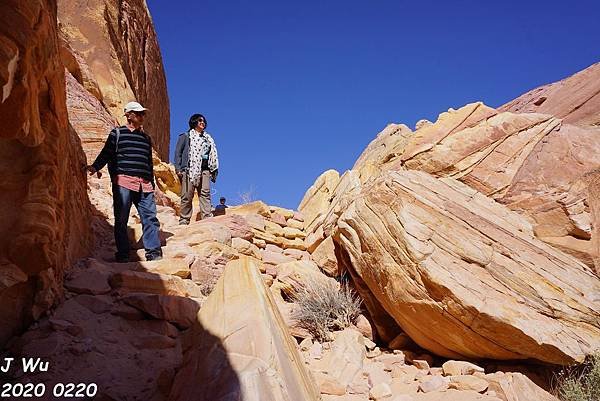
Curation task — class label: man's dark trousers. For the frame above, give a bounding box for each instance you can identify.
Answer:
[113,185,162,260]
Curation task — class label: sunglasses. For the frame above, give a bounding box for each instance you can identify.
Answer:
[133,111,146,116]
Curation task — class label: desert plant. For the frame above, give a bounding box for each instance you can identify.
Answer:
[555,353,600,401]
[290,276,362,342]
[237,185,257,204]
[197,274,220,297]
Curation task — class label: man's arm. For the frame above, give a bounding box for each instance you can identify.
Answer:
[174,134,185,174]
[90,129,117,172]
[146,133,156,189]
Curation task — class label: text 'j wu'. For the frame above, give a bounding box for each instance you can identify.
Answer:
[1,358,49,373]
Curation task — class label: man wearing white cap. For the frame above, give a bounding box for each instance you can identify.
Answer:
[86,101,163,262]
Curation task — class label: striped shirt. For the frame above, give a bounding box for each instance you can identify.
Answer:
[92,126,155,185]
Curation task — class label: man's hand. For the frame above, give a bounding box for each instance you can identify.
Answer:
[210,169,218,183]
[85,165,102,178]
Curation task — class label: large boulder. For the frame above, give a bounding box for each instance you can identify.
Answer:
[0,0,92,346]
[391,107,600,266]
[169,257,320,401]
[153,152,181,209]
[362,102,497,180]
[335,170,600,364]
[352,101,600,268]
[298,169,341,229]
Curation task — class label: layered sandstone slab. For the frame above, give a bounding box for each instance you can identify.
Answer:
[299,169,341,229]
[65,71,117,161]
[169,257,320,401]
[335,170,600,364]
[58,0,170,159]
[0,0,91,346]
[351,102,600,267]
[500,61,600,127]
[585,168,600,273]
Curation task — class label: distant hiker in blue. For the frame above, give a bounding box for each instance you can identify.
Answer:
[174,114,219,225]
[213,197,228,216]
[86,101,163,263]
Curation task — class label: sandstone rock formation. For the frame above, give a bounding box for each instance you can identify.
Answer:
[58,0,170,159]
[169,258,320,401]
[311,100,600,268]
[299,169,341,229]
[0,0,92,346]
[2,2,597,399]
[500,61,600,128]
[388,104,600,266]
[334,170,600,364]
[153,152,181,209]
[65,70,117,161]
[299,325,560,401]
[59,0,179,213]
[585,168,600,273]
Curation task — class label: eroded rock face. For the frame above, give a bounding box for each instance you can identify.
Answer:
[585,168,600,273]
[334,170,600,364]
[169,258,320,401]
[65,71,117,162]
[348,101,600,267]
[58,0,170,159]
[0,0,92,346]
[352,123,413,182]
[298,169,341,229]
[500,61,600,128]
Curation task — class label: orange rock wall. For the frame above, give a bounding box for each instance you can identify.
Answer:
[58,0,170,160]
[0,0,92,345]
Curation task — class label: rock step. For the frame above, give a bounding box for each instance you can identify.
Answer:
[168,257,320,401]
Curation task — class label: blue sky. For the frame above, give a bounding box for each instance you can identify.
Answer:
[146,0,599,210]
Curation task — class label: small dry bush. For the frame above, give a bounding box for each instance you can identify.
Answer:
[197,274,219,296]
[237,185,257,204]
[555,353,600,401]
[291,276,361,342]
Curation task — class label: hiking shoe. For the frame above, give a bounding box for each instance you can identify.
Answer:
[178,220,189,225]
[146,254,163,262]
[115,255,130,263]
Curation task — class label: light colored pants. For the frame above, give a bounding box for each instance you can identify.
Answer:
[180,170,212,223]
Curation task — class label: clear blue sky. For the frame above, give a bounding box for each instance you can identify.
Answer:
[146,0,599,210]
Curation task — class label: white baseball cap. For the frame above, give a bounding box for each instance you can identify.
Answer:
[123,101,148,113]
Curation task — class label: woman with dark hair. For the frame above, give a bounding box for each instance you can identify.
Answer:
[174,113,219,224]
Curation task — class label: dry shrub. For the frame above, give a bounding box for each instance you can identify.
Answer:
[237,185,257,204]
[555,353,600,401]
[197,274,219,296]
[291,276,361,342]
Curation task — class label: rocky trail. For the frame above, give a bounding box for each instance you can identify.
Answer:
[0,176,565,401]
[2,1,600,400]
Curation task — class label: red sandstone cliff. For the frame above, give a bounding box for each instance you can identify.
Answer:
[58,0,170,160]
[0,0,92,346]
